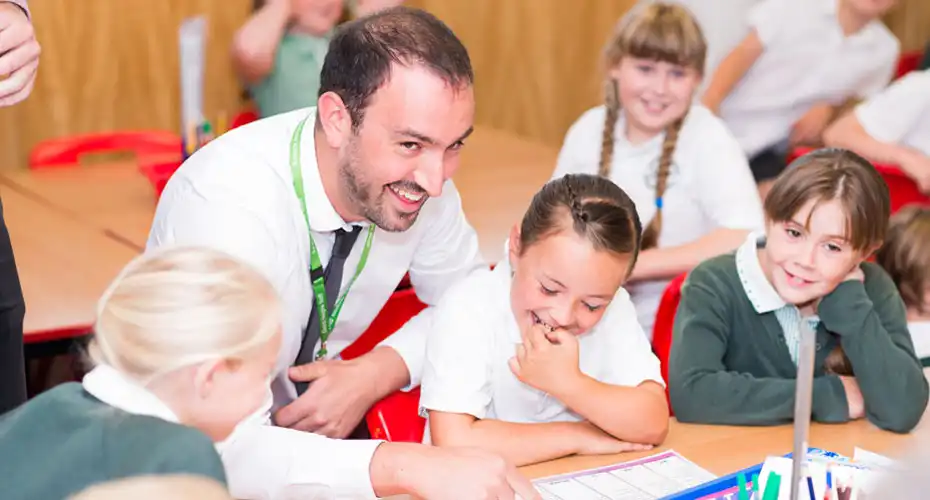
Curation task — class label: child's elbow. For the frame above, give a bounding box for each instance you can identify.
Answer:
[871,381,928,434]
[643,417,670,445]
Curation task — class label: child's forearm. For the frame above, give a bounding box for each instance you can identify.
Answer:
[629,229,749,282]
[701,32,764,113]
[553,375,669,445]
[231,1,292,83]
[431,418,585,466]
[824,113,926,169]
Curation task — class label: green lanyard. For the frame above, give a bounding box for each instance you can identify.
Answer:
[290,115,375,360]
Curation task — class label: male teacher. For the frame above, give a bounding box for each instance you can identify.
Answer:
[147,6,538,500]
[0,0,41,416]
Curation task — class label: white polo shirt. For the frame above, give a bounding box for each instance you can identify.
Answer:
[553,104,764,336]
[147,107,485,499]
[855,69,930,156]
[719,0,900,157]
[419,259,664,439]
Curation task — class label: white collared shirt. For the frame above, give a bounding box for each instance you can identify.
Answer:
[734,232,821,364]
[146,107,485,499]
[419,259,664,439]
[82,364,181,424]
[855,69,930,156]
[553,104,764,336]
[719,0,899,157]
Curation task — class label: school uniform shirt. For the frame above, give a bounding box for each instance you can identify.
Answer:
[553,104,764,337]
[419,258,664,439]
[0,365,226,500]
[668,235,928,433]
[718,0,900,158]
[251,32,331,118]
[147,106,485,499]
[855,69,930,156]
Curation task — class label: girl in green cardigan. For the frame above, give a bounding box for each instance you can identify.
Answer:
[669,148,928,433]
[0,247,282,500]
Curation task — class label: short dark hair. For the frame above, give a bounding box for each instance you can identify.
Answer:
[318,6,474,129]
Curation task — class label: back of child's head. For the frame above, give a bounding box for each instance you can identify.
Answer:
[764,148,890,254]
[520,173,642,275]
[875,205,930,314]
[69,474,232,500]
[598,2,706,250]
[90,247,281,385]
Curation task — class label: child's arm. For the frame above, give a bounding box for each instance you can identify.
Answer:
[669,264,851,426]
[701,31,764,114]
[231,0,292,84]
[630,229,749,282]
[428,411,641,467]
[817,266,929,433]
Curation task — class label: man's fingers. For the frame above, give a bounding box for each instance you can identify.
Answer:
[289,361,328,382]
[273,392,324,429]
[0,40,39,77]
[0,58,36,102]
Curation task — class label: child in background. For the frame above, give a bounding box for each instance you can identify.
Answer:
[669,148,928,434]
[824,69,930,193]
[232,0,403,118]
[702,0,900,198]
[553,2,763,336]
[875,205,930,372]
[421,174,669,467]
[0,247,282,500]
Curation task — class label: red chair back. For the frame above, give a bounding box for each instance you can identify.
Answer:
[230,109,260,130]
[340,288,427,361]
[651,272,688,414]
[896,50,924,79]
[29,131,181,170]
[788,147,929,215]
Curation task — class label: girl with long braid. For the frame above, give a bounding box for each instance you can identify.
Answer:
[554,2,764,336]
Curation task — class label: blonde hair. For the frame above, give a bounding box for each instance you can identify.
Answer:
[69,475,232,500]
[598,2,706,250]
[875,205,930,313]
[89,247,281,385]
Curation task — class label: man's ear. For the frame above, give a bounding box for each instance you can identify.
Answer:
[316,91,353,149]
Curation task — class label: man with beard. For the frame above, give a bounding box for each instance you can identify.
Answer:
[147,6,539,500]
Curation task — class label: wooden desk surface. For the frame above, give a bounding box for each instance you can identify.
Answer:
[2,127,558,336]
[520,418,924,481]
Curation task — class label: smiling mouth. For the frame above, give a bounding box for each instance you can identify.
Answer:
[386,184,427,210]
[531,311,556,333]
[641,99,670,114]
[783,268,813,287]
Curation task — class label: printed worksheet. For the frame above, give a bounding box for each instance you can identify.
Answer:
[533,450,717,500]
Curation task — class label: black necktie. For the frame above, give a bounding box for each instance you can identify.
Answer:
[293,226,362,395]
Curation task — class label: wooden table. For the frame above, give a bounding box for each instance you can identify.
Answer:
[1,127,558,339]
[521,417,925,481]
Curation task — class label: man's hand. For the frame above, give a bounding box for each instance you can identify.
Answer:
[790,103,834,147]
[371,443,542,500]
[899,153,930,194]
[274,347,408,438]
[0,2,40,107]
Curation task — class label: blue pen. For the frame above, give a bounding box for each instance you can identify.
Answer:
[807,475,816,500]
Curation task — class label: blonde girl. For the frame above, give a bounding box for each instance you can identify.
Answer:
[553,2,763,337]
[421,174,669,467]
[0,247,282,500]
[670,148,928,433]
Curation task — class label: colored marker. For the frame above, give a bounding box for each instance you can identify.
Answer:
[807,474,816,500]
[752,473,760,492]
[737,472,749,500]
[762,472,781,500]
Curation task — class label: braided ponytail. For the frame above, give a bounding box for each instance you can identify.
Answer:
[640,114,686,250]
[597,79,622,178]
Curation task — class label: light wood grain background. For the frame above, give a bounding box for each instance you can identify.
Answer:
[0,0,927,170]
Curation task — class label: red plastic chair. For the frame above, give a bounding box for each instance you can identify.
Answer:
[651,272,688,415]
[338,288,429,442]
[896,50,924,79]
[788,147,930,215]
[28,131,182,170]
[230,109,260,130]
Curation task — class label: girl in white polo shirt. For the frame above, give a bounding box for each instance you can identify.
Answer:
[825,69,930,193]
[420,173,669,467]
[554,2,764,336]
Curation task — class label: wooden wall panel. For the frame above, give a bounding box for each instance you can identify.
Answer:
[0,0,926,171]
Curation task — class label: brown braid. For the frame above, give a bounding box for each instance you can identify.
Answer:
[640,113,687,250]
[597,79,621,178]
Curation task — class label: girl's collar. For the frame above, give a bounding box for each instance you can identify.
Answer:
[82,364,181,424]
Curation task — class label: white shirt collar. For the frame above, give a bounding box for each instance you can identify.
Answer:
[735,231,786,314]
[298,108,354,234]
[82,364,181,424]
